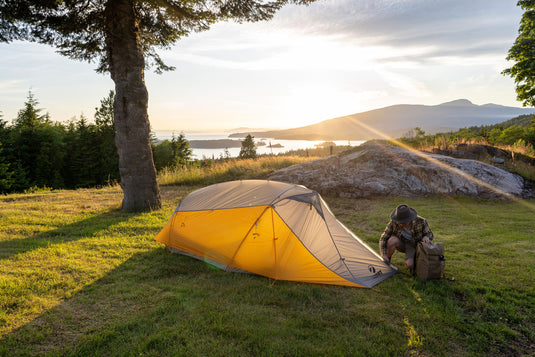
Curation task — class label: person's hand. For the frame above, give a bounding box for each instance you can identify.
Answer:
[422,237,431,244]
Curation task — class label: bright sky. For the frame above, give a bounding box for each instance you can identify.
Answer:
[0,0,526,132]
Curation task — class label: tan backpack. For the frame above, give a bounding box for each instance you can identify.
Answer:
[415,241,445,280]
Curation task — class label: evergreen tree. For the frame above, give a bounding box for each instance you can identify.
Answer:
[61,120,78,188]
[1,112,30,192]
[151,133,192,171]
[10,92,65,189]
[68,115,100,188]
[1,0,317,211]
[31,124,65,188]
[13,90,48,128]
[239,134,257,160]
[171,133,192,167]
[94,90,119,185]
[0,142,14,193]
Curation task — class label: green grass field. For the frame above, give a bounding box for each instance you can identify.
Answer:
[1,179,534,356]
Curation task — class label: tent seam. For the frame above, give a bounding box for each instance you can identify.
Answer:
[272,203,363,287]
[271,206,278,279]
[315,197,360,283]
[270,184,307,206]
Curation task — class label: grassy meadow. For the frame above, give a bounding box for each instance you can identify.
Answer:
[0,157,534,356]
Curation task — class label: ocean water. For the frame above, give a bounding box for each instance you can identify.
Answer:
[153,130,364,159]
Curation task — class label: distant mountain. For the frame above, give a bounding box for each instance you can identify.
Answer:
[229,99,535,140]
[225,127,274,133]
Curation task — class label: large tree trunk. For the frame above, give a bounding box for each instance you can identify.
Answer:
[104,0,161,211]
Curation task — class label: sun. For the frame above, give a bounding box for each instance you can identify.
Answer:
[278,84,385,128]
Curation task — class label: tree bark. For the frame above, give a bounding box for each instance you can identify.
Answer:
[104,0,161,211]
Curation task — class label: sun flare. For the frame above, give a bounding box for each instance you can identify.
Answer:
[348,118,535,212]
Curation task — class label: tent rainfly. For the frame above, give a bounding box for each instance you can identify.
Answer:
[154,180,397,288]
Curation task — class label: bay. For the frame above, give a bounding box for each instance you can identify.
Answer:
[153,130,365,159]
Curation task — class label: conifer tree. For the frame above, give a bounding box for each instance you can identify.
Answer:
[94,90,119,185]
[171,133,192,167]
[0,0,316,211]
[239,134,257,160]
[11,91,64,189]
[71,115,99,187]
[31,124,65,188]
[13,90,49,128]
[0,142,14,193]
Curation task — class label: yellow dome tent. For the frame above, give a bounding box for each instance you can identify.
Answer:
[154,180,397,288]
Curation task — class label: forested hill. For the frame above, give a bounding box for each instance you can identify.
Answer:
[230,99,535,140]
[488,114,534,129]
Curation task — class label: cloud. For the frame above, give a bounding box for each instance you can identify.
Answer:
[272,0,521,60]
[161,0,522,74]
[0,79,24,93]
[377,69,431,97]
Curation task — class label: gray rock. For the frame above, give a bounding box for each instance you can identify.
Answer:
[268,141,532,199]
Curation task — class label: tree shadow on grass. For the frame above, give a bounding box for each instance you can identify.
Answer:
[3,245,532,356]
[0,208,138,261]
[0,246,465,357]
[0,248,409,357]
[0,248,236,356]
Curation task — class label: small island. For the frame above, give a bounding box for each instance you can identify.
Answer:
[259,141,283,148]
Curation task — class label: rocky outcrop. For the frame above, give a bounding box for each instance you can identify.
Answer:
[268,141,534,199]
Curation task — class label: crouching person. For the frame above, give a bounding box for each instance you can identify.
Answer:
[380,204,433,273]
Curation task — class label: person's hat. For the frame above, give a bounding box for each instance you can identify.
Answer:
[390,204,417,223]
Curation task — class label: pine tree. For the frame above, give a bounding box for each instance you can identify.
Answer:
[239,134,257,160]
[1,0,317,211]
[70,115,99,187]
[0,142,14,193]
[94,90,119,185]
[13,90,48,128]
[171,133,192,167]
[10,91,65,189]
[32,124,65,188]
